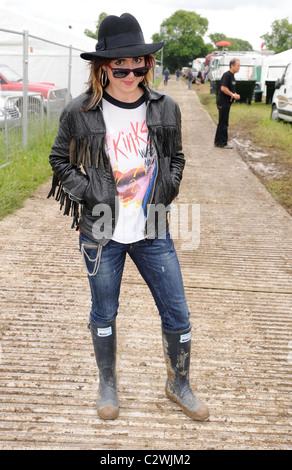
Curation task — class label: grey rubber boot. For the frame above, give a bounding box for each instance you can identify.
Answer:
[88,320,119,420]
[162,325,209,421]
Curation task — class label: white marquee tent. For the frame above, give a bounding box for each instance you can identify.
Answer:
[0,8,97,97]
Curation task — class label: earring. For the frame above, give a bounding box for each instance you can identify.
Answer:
[101,70,107,87]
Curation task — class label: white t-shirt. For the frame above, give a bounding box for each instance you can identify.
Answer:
[102,91,157,244]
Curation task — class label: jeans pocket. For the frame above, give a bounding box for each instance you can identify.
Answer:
[81,241,102,277]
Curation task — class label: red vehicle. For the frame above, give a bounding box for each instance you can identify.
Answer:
[0,64,59,99]
[0,64,69,117]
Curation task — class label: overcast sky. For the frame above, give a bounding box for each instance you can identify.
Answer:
[1,0,291,50]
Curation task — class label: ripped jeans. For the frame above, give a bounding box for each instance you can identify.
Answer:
[79,229,190,332]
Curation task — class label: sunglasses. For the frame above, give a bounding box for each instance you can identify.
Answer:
[106,63,152,79]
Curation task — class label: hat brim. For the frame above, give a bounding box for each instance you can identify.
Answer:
[80,42,164,60]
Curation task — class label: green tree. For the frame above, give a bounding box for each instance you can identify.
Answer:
[152,10,211,71]
[209,33,253,51]
[261,18,292,53]
[84,12,107,39]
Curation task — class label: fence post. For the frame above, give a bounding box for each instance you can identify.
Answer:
[47,89,51,125]
[22,30,29,148]
[4,104,9,155]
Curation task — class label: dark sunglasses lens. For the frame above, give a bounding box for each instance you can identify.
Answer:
[133,68,149,77]
[112,67,150,78]
[112,69,130,78]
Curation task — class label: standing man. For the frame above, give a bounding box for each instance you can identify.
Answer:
[214,59,240,149]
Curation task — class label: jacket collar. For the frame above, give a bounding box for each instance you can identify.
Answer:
[140,83,164,102]
[83,83,164,111]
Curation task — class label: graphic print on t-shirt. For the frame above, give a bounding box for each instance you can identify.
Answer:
[106,119,156,208]
[102,93,157,243]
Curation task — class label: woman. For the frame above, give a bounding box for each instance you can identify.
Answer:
[49,13,209,422]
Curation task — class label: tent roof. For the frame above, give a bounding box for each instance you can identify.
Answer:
[263,49,292,66]
[0,7,97,52]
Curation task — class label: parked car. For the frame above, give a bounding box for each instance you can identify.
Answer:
[271,63,292,122]
[182,67,189,77]
[0,64,69,115]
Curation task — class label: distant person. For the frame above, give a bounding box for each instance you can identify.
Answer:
[214,59,241,149]
[196,70,202,91]
[176,68,181,81]
[204,65,210,81]
[187,69,193,90]
[164,67,170,85]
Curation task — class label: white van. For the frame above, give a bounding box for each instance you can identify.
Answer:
[271,63,292,122]
[192,58,205,72]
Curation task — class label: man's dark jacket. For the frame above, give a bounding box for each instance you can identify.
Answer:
[48,84,185,245]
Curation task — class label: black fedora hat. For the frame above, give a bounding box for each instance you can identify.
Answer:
[80,13,164,60]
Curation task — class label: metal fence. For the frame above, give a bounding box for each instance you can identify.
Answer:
[1,93,43,158]
[0,26,89,167]
[47,88,71,124]
[0,89,68,167]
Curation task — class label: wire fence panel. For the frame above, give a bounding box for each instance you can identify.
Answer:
[47,88,71,129]
[0,26,91,167]
[0,96,21,166]
[0,93,44,163]
[3,96,22,160]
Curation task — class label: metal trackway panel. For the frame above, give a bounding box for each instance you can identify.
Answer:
[0,79,291,450]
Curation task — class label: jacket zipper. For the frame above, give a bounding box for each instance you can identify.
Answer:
[144,100,159,237]
[97,104,119,235]
[97,103,118,188]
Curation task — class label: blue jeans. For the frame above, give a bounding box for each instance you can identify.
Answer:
[79,230,190,332]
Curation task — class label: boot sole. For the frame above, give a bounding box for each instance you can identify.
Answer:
[98,406,119,420]
[166,387,210,422]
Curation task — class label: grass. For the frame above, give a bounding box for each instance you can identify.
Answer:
[0,124,57,220]
[153,78,162,89]
[195,81,292,216]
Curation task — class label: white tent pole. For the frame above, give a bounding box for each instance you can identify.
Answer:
[68,45,72,97]
[22,30,29,148]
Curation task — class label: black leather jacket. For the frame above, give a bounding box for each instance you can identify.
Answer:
[48,84,185,245]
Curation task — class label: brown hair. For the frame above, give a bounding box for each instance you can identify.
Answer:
[83,54,156,110]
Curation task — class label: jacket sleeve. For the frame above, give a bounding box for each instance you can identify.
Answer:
[170,103,185,196]
[49,109,89,203]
